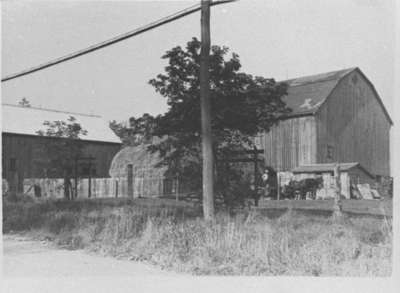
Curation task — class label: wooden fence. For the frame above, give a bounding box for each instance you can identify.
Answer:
[255,199,392,217]
[22,175,186,199]
[18,178,393,217]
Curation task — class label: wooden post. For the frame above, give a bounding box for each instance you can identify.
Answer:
[200,0,214,220]
[127,164,133,198]
[175,175,179,202]
[254,147,258,182]
[63,169,70,200]
[253,147,259,206]
[277,170,281,200]
[333,163,342,219]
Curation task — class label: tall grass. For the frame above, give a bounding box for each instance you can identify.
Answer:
[2,197,392,276]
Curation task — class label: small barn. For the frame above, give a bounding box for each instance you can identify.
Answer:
[2,103,122,192]
[256,67,392,178]
[290,162,376,199]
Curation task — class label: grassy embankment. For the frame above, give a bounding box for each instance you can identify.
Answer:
[3,195,392,276]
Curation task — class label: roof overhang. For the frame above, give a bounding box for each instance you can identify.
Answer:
[292,162,375,179]
[2,132,122,145]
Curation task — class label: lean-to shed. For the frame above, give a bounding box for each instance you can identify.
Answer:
[291,162,376,199]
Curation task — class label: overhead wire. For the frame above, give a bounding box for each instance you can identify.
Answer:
[2,0,236,82]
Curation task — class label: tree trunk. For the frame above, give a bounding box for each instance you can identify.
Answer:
[254,192,260,207]
[200,0,214,220]
[74,158,78,199]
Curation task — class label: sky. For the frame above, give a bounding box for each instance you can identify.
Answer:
[1,0,396,123]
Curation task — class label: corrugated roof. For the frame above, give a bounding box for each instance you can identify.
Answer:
[2,103,121,144]
[280,68,356,116]
[291,162,375,177]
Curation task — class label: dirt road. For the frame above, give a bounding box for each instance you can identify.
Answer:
[2,234,176,278]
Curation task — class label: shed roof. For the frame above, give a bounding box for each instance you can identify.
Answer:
[2,103,121,144]
[292,162,374,178]
[280,67,392,124]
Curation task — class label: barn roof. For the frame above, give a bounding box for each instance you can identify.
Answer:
[281,68,354,116]
[292,162,374,178]
[1,103,121,144]
[280,67,392,124]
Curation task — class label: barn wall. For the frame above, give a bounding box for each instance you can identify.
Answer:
[2,133,121,184]
[259,116,317,171]
[83,142,121,177]
[315,70,391,176]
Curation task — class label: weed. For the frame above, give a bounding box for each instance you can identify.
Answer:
[2,197,392,276]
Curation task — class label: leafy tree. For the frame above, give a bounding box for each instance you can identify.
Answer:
[18,97,31,107]
[109,120,135,146]
[36,116,88,200]
[109,114,156,146]
[129,38,290,205]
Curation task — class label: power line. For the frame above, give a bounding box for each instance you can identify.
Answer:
[2,0,236,83]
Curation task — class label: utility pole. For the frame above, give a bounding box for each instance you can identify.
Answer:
[200,0,215,220]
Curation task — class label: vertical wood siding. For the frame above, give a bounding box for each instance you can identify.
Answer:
[315,71,391,176]
[260,116,317,171]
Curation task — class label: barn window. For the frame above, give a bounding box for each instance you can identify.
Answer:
[326,145,334,160]
[9,158,17,172]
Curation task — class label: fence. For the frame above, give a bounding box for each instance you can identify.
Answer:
[21,175,190,199]
[5,177,391,217]
[22,178,120,199]
[255,199,392,217]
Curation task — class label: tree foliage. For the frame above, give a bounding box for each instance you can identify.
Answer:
[109,114,156,146]
[36,116,88,199]
[129,38,290,203]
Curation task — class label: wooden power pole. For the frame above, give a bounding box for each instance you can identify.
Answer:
[200,0,215,220]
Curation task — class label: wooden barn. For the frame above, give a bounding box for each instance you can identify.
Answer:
[2,103,122,192]
[256,67,392,178]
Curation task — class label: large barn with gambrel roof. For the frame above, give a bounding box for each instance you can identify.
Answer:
[256,67,392,177]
